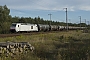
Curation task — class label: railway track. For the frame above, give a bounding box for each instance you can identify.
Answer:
[0,30,80,38]
[0,31,60,38]
[0,34,20,38]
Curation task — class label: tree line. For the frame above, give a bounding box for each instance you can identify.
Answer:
[0,5,89,34]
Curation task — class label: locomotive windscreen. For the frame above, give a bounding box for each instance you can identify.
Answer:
[11,24,16,27]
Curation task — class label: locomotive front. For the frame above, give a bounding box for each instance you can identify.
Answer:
[10,23,17,32]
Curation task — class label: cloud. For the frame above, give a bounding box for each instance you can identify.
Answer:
[1,0,90,11]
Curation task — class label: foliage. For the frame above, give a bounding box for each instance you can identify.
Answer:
[0,5,12,34]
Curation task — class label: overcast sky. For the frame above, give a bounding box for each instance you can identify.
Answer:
[0,0,90,24]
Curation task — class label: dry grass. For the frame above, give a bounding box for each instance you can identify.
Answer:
[0,30,90,60]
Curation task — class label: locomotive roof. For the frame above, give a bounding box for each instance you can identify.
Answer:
[12,23,37,25]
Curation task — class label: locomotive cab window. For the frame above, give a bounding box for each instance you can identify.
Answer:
[12,24,16,27]
[31,26,33,29]
[18,25,19,27]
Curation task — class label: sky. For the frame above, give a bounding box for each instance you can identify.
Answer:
[0,0,90,24]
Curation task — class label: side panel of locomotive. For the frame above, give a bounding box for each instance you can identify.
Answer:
[10,23,38,32]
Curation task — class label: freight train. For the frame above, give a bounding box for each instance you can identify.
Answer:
[10,23,86,32]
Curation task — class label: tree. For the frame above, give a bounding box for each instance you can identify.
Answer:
[0,5,11,22]
[12,16,20,23]
[0,5,11,33]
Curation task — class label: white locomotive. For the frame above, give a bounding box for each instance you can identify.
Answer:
[10,23,38,32]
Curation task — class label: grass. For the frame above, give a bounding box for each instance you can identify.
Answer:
[0,30,90,60]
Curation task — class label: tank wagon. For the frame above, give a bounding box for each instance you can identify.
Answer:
[50,25,59,31]
[10,23,86,33]
[37,24,50,32]
[58,26,65,30]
